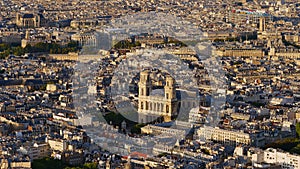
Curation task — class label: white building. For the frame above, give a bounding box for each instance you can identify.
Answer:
[197,126,265,147]
[264,148,300,169]
[270,96,294,105]
[47,139,69,152]
[188,107,206,126]
[19,143,51,160]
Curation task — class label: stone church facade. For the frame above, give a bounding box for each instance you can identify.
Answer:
[137,71,178,123]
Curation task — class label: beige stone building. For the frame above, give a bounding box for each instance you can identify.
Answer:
[138,71,177,123]
[269,47,300,59]
[216,48,265,57]
[228,10,272,25]
[19,143,51,160]
[203,32,231,41]
[70,19,99,28]
[197,126,265,147]
[21,30,45,48]
[16,13,42,28]
[285,33,300,45]
[10,161,31,169]
[71,32,97,47]
[49,52,79,61]
[47,139,69,152]
[141,124,186,136]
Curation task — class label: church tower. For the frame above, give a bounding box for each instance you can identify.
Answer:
[163,75,177,122]
[259,17,266,32]
[138,71,151,97]
[164,75,176,100]
[137,71,178,123]
[25,30,30,40]
[138,71,152,113]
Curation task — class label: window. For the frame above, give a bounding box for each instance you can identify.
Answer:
[166,105,169,113]
[141,102,144,110]
[166,93,169,99]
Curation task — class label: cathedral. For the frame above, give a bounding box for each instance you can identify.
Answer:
[16,13,44,28]
[137,71,178,123]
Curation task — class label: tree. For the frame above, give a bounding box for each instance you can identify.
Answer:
[24,44,32,53]
[0,50,10,59]
[264,138,300,152]
[131,124,145,134]
[32,157,65,169]
[13,46,25,56]
[0,41,79,57]
[34,42,47,52]
[83,163,98,169]
[104,112,125,126]
[0,43,10,52]
[67,41,79,48]
[296,123,300,138]
[114,40,133,49]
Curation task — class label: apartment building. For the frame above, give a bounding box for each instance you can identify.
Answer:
[197,126,265,147]
[264,148,300,169]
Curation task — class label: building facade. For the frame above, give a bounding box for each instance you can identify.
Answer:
[71,31,97,47]
[197,126,265,147]
[216,48,265,57]
[138,71,177,123]
[228,9,272,25]
[263,148,300,169]
[16,13,43,28]
[28,143,51,160]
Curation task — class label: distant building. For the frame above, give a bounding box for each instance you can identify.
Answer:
[228,9,272,25]
[16,13,44,28]
[0,123,9,136]
[29,143,51,160]
[61,150,84,166]
[269,47,300,59]
[49,52,79,61]
[259,17,266,32]
[10,161,31,169]
[71,31,97,47]
[203,31,231,41]
[284,33,300,45]
[270,96,294,105]
[70,19,100,28]
[263,148,300,169]
[216,48,265,57]
[134,35,165,45]
[21,30,46,48]
[141,121,190,136]
[197,126,265,147]
[1,34,22,44]
[0,159,9,169]
[47,139,69,152]
[19,143,51,160]
[188,108,206,126]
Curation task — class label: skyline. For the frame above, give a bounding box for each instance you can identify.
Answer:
[0,0,300,169]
